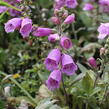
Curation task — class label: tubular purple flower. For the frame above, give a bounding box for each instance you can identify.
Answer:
[20,18,32,38]
[97,23,109,39]
[61,54,78,76]
[83,3,94,11]
[60,36,73,50]
[88,57,97,68]
[64,14,75,24]
[44,48,61,71]
[65,0,78,9]
[48,34,60,43]
[46,69,62,90]
[32,27,52,37]
[5,18,22,33]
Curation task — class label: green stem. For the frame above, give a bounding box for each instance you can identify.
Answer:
[0,71,37,106]
[61,75,72,109]
[0,1,21,12]
[72,24,77,40]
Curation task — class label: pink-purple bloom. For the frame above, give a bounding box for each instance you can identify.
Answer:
[46,69,62,90]
[60,36,73,50]
[48,34,60,43]
[32,27,52,37]
[44,49,61,71]
[83,3,94,11]
[88,57,97,68]
[97,23,109,39]
[61,54,77,76]
[5,18,22,33]
[20,18,32,38]
[64,14,75,24]
[65,0,78,9]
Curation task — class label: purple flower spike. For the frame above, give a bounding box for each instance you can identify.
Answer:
[83,3,94,11]
[61,54,77,76]
[60,36,73,50]
[20,18,32,38]
[66,0,78,9]
[32,27,52,37]
[46,69,62,90]
[44,48,61,71]
[97,23,109,39]
[5,18,22,33]
[64,14,75,24]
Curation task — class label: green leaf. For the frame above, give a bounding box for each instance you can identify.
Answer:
[35,99,57,109]
[50,105,62,109]
[82,71,95,93]
[77,62,88,73]
[78,11,92,27]
[90,87,101,96]
[38,0,53,8]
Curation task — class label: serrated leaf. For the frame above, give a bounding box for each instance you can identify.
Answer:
[82,71,94,93]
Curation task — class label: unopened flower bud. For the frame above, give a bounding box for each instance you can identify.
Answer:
[51,16,60,25]
[64,14,75,24]
[88,57,97,68]
[48,34,60,43]
[100,47,105,56]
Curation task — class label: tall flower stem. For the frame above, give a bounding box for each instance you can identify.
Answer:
[62,75,72,109]
[72,23,77,40]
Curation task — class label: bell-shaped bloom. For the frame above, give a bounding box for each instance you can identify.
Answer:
[46,69,62,90]
[32,27,52,37]
[20,18,32,38]
[61,54,77,76]
[88,57,97,68]
[54,0,65,10]
[48,34,60,43]
[0,6,8,13]
[65,0,78,9]
[5,18,22,33]
[83,3,94,11]
[60,36,73,50]
[97,23,109,39]
[51,16,61,25]
[64,14,75,24]
[44,49,61,71]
